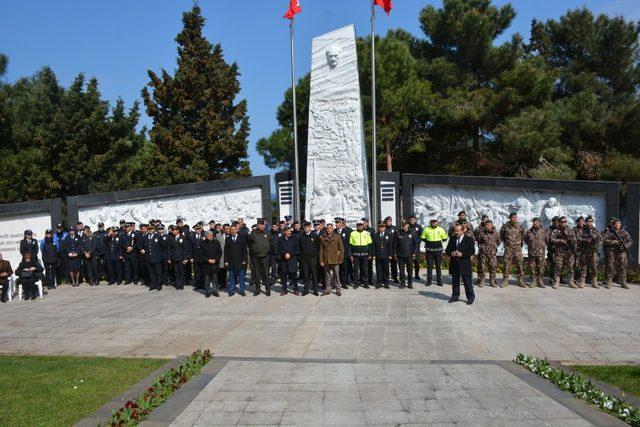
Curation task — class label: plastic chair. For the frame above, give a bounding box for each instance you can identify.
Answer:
[17,278,43,300]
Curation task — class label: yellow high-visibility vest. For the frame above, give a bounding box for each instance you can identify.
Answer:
[349,230,372,247]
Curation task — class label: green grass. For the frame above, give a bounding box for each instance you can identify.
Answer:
[0,355,166,427]
[573,365,640,399]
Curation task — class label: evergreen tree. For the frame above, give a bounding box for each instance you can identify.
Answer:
[142,6,251,185]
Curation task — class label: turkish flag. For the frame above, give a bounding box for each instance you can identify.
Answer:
[284,0,302,19]
[374,0,393,14]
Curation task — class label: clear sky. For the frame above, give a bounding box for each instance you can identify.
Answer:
[1,0,638,179]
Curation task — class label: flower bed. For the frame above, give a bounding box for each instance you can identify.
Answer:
[107,349,212,426]
[514,353,640,426]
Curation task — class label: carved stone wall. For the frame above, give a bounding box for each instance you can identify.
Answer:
[413,184,606,233]
[78,187,263,230]
[304,25,369,223]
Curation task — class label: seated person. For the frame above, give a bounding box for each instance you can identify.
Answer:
[0,253,13,303]
[16,253,44,301]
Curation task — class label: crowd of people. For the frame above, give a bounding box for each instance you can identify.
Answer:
[0,210,633,303]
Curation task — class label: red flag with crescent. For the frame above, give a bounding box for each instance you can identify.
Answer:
[284,0,302,19]
[374,0,393,14]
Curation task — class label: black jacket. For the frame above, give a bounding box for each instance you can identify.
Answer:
[142,233,166,264]
[372,231,393,259]
[20,238,39,259]
[396,230,417,257]
[299,232,320,257]
[105,235,123,260]
[190,233,206,261]
[41,238,58,264]
[248,230,272,257]
[169,235,191,261]
[64,235,81,257]
[224,234,248,269]
[80,235,97,256]
[200,239,222,269]
[445,235,475,277]
[94,230,107,256]
[277,235,299,273]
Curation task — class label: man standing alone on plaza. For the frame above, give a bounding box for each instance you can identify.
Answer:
[319,223,344,296]
[445,224,475,305]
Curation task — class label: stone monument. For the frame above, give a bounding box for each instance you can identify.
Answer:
[304,25,370,223]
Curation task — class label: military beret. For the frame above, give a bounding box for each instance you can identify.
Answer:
[509,212,518,218]
[485,219,493,224]
[532,217,541,222]
[610,217,620,223]
[458,211,466,216]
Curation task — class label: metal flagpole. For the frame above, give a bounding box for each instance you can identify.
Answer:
[290,17,301,221]
[370,1,378,223]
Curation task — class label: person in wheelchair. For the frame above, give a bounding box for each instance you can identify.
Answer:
[16,252,44,300]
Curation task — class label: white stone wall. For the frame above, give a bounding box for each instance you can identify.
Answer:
[0,211,51,270]
[79,187,263,230]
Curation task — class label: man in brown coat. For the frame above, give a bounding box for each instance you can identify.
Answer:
[0,253,13,303]
[319,223,344,296]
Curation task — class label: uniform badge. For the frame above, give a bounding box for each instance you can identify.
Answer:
[178,238,182,243]
[154,238,158,242]
[385,236,389,240]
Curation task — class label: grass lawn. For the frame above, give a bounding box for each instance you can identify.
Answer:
[0,355,166,426]
[573,365,640,399]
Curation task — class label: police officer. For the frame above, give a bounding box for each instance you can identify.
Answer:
[121,222,139,285]
[20,230,39,260]
[384,216,399,283]
[141,223,165,291]
[299,221,320,296]
[372,222,392,288]
[576,216,601,288]
[348,220,373,289]
[524,217,547,288]
[137,223,149,286]
[80,226,98,286]
[407,216,423,280]
[362,218,375,287]
[94,222,107,283]
[396,221,417,289]
[477,220,501,288]
[420,219,448,287]
[602,217,632,289]
[105,227,123,285]
[157,224,170,287]
[190,223,206,289]
[550,216,576,289]
[500,212,525,287]
[169,225,191,290]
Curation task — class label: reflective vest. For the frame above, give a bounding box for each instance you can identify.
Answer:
[349,230,372,247]
[421,226,448,252]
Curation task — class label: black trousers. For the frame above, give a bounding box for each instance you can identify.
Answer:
[1,281,9,302]
[138,254,148,285]
[452,272,474,301]
[44,262,57,288]
[162,259,170,285]
[148,262,163,289]
[367,258,373,285]
[281,272,298,292]
[398,256,413,286]
[218,268,227,291]
[352,256,368,285]
[123,256,139,283]
[413,256,421,278]
[249,256,256,285]
[269,255,279,284]
[106,258,122,284]
[375,258,390,286]
[426,251,443,284]
[339,259,351,285]
[203,264,219,292]
[253,256,270,292]
[390,258,398,281]
[172,261,186,288]
[96,255,105,280]
[56,256,67,284]
[84,256,98,284]
[301,255,319,292]
[19,278,38,299]
[193,261,204,288]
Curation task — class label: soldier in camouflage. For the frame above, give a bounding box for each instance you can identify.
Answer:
[546,216,560,281]
[575,216,601,288]
[474,215,489,285]
[448,211,474,239]
[499,212,525,287]
[550,216,576,289]
[602,217,633,289]
[524,217,547,288]
[476,219,500,288]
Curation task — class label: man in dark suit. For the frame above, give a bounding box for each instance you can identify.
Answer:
[445,224,476,305]
[141,224,166,291]
[224,224,248,297]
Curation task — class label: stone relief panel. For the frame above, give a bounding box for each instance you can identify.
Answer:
[78,187,263,230]
[413,184,606,234]
[305,25,369,223]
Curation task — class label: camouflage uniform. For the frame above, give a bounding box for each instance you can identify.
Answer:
[549,226,576,288]
[476,227,501,287]
[473,221,487,281]
[499,221,525,287]
[575,226,601,288]
[448,221,475,240]
[524,226,547,288]
[602,226,633,288]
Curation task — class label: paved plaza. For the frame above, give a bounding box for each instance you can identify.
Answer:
[3,281,638,426]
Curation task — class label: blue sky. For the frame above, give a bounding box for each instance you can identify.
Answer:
[1,0,639,179]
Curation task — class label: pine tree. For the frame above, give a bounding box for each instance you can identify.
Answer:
[142,6,251,185]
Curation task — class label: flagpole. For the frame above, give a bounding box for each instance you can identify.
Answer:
[370,1,378,224]
[290,17,301,221]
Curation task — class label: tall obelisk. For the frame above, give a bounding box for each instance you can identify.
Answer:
[304,25,370,223]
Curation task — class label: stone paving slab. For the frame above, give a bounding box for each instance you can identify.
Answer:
[0,281,638,363]
[166,359,615,427]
